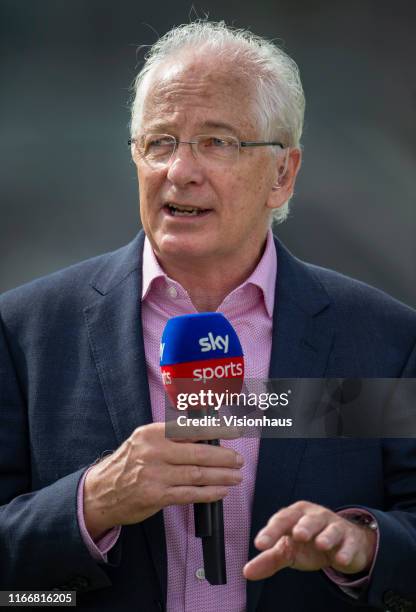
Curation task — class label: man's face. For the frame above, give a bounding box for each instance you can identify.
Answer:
[134,53,291,270]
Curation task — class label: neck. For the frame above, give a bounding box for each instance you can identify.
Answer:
[157,237,268,312]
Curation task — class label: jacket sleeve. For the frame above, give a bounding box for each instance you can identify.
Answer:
[362,435,416,609]
[0,314,117,592]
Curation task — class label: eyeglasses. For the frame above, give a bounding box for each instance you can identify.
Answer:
[128,134,284,168]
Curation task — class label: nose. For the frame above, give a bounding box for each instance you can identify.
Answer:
[166,142,205,187]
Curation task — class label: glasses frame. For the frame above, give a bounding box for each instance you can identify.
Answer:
[128,134,285,167]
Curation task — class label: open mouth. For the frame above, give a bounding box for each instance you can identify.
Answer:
[164,203,211,217]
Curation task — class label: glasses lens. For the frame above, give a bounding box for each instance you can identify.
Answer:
[141,134,176,166]
[197,135,239,163]
[134,134,240,166]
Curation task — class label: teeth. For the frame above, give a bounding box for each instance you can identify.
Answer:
[167,204,202,216]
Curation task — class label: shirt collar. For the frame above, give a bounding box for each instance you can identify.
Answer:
[243,228,276,318]
[142,238,166,300]
[142,228,276,318]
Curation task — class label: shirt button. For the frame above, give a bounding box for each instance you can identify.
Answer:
[195,568,205,580]
[167,286,178,298]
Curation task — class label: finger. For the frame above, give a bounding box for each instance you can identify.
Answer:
[165,440,244,468]
[333,534,356,567]
[163,485,229,506]
[255,506,305,550]
[162,464,243,487]
[244,536,295,580]
[314,521,345,551]
[291,511,332,543]
[332,532,368,572]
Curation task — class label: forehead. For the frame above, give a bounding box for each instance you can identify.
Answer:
[141,54,257,134]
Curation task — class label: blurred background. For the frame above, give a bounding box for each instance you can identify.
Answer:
[1,0,415,307]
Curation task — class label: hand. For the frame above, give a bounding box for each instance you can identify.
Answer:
[83,422,244,539]
[243,501,377,580]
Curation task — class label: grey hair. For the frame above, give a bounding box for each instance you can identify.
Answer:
[130,21,305,223]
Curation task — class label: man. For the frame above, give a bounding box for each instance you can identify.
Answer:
[1,20,415,612]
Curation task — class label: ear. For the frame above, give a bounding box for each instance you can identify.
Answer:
[267,147,302,210]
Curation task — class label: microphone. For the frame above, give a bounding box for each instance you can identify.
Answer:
[160,313,244,585]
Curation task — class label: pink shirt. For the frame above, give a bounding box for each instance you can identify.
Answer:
[77,230,376,610]
[141,230,275,612]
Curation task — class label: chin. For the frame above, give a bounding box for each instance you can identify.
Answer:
[163,245,210,261]
[156,234,213,262]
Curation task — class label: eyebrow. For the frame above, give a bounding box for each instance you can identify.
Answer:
[143,120,238,135]
[200,120,237,133]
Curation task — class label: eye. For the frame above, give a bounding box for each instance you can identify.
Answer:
[146,136,174,149]
[201,136,231,148]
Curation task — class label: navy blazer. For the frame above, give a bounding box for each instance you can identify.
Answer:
[1,232,416,612]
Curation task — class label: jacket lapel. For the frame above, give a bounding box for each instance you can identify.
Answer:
[84,231,167,601]
[247,238,335,612]
[84,232,151,443]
